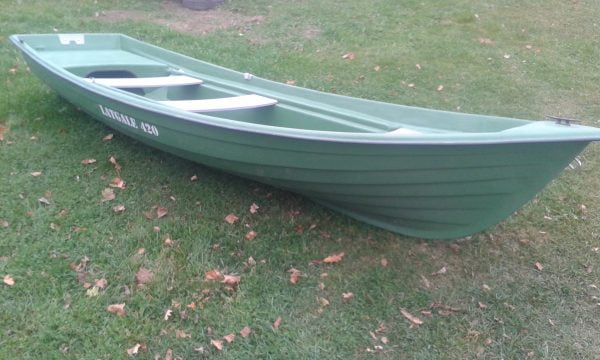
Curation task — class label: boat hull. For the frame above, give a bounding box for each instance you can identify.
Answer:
[12,34,596,239]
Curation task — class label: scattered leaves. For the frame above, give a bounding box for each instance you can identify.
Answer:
[113,204,126,213]
[400,308,423,327]
[223,333,236,343]
[135,268,154,285]
[224,213,239,224]
[108,156,122,173]
[101,188,115,202]
[205,270,223,281]
[3,275,15,286]
[342,292,354,302]
[286,80,296,85]
[373,65,381,72]
[342,52,355,60]
[126,343,141,356]
[245,230,257,241]
[273,316,282,329]
[30,171,42,177]
[240,326,251,338]
[288,268,301,285]
[381,257,388,267]
[164,236,174,247]
[431,266,447,276]
[322,252,345,264]
[107,303,126,316]
[249,203,259,214]
[156,207,168,219]
[95,278,108,289]
[222,274,241,286]
[175,329,190,338]
[211,339,223,351]
[81,159,97,165]
[109,177,126,189]
[534,262,544,271]
[102,133,114,141]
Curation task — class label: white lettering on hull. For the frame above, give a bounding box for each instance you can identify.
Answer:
[98,105,159,137]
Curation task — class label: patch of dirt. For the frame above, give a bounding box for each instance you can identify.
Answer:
[94,1,264,36]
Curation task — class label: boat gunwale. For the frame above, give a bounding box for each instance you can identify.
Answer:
[9,33,600,146]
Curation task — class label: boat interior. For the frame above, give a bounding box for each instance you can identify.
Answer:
[18,33,533,135]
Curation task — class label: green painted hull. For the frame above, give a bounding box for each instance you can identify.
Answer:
[10,34,600,239]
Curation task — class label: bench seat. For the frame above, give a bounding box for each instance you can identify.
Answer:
[160,94,277,112]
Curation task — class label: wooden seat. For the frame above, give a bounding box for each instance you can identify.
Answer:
[160,94,277,112]
[85,75,203,88]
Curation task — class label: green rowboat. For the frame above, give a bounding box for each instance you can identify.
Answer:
[10,33,600,239]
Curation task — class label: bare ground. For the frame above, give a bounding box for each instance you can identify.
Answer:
[94,1,264,35]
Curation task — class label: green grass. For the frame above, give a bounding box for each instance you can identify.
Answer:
[1,0,600,358]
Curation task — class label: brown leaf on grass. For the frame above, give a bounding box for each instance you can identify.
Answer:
[479,37,494,44]
[205,269,223,281]
[107,303,126,316]
[323,252,345,264]
[102,133,114,141]
[95,278,108,289]
[240,326,252,338]
[400,308,423,327]
[436,85,444,92]
[1,220,8,228]
[273,316,282,329]
[164,309,173,321]
[109,177,126,189]
[113,204,126,213]
[375,322,387,333]
[534,262,544,271]
[156,207,168,219]
[164,236,174,247]
[3,275,15,286]
[286,80,296,85]
[245,230,257,241]
[175,329,190,338]
[381,258,388,267]
[431,266,447,276]
[482,284,492,291]
[194,347,205,354]
[222,274,241,286]
[249,203,259,214]
[478,302,488,309]
[342,292,354,302]
[342,52,355,60]
[135,268,154,285]
[373,65,381,72]
[223,333,236,343]
[190,175,198,182]
[211,339,223,351]
[108,156,122,172]
[224,213,239,224]
[30,171,42,177]
[288,268,301,285]
[0,124,6,141]
[38,197,51,205]
[8,67,17,75]
[165,348,173,360]
[101,188,115,202]
[81,159,97,165]
[126,343,141,356]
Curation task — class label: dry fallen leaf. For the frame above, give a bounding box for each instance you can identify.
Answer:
[3,275,15,286]
[38,197,51,205]
[175,329,190,338]
[135,268,154,285]
[437,85,444,92]
[165,348,173,360]
[156,207,168,219]
[113,204,126,213]
[286,80,296,85]
[381,258,388,267]
[342,292,354,302]
[273,316,282,329]
[240,326,251,338]
[534,262,544,271]
[164,309,173,321]
[108,156,122,173]
[95,278,108,289]
[431,266,447,276]
[205,269,223,281]
[164,236,174,247]
[109,177,126,189]
[223,333,236,343]
[288,268,301,285]
[245,230,257,241]
[323,252,345,264]
[81,159,97,165]
[126,343,141,356]
[342,52,356,60]
[0,220,8,228]
[211,339,223,351]
[101,188,115,202]
[102,133,114,141]
[373,65,381,72]
[190,175,198,182]
[30,171,42,177]
[479,37,494,44]
[222,274,241,286]
[224,213,239,224]
[400,308,423,327]
[249,203,259,214]
[107,303,126,316]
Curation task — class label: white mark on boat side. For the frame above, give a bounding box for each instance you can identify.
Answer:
[98,105,159,137]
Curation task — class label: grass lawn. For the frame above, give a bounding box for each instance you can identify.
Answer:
[1,0,600,358]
